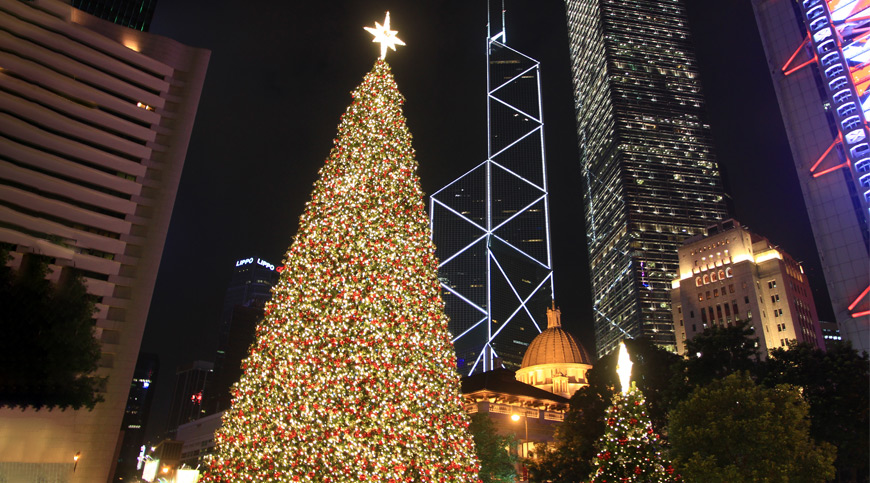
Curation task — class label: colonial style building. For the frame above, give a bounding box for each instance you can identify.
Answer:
[671,220,825,356]
[460,304,594,481]
[516,304,593,399]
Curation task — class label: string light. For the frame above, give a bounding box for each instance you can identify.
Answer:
[202,59,480,482]
[590,360,677,481]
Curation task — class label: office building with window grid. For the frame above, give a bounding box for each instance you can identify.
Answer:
[70,0,157,32]
[564,0,729,358]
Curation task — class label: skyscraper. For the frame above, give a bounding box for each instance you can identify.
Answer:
[564,0,729,358]
[70,0,157,31]
[431,7,555,374]
[166,360,213,433]
[113,353,159,481]
[0,0,209,481]
[217,256,278,346]
[751,0,870,353]
[205,256,278,413]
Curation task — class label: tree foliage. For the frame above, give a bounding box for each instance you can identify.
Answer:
[527,338,678,482]
[679,322,760,389]
[589,384,678,482]
[527,380,611,482]
[668,372,836,482]
[762,342,869,482]
[0,249,104,410]
[203,60,480,482]
[467,413,517,483]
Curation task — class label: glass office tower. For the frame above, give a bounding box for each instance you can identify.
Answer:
[70,0,157,31]
[431,11,555,374]
[564,0,729,357]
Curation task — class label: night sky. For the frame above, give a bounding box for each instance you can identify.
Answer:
[139,0,831,440]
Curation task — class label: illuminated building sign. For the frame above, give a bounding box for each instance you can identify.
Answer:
[235,257,275,271]
[137,445,145,470]
[176,469,200,483]
[142,459,158,482]
[790,0,870,209]
[787,0,870,320]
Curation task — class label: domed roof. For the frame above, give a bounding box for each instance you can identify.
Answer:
[521,305,592,368]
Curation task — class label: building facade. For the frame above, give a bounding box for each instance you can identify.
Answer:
[113,353,159,481]
[515,304,593,399]
[751,0,870,353]
[0,1,209,481]
[461,369,569,475]
[203,256,278,413]
[671,220,825,356]
[431,9,555,374]
[563,0,729,358]
[819,320,842,350]
[176,411,222,470]
[166,361,213,434]
[69,0,157,31]
[216,256,277,349]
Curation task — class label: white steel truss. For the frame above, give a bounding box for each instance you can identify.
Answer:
[430,19,554,374]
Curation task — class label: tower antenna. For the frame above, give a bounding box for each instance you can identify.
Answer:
[487,0,506,43]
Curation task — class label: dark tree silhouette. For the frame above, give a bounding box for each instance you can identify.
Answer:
[763,342,869,482]
[0,247,104,410]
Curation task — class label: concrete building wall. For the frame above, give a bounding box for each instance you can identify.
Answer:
[672,221,824,357]
[0,1,209,481]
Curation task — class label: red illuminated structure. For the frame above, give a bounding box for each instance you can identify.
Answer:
[753,0,870,351]
[784,1,870,195]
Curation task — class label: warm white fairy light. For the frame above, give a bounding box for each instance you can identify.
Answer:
[201,59,478,482]
[364,12,406,60]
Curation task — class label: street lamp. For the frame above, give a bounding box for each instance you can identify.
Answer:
[511,413,531,481]
[510,413,529,456]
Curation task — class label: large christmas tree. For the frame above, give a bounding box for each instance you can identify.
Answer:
[204,16,480,483]
[589,343,677,482]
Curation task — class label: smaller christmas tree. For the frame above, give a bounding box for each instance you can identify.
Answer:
[589,343,678,482]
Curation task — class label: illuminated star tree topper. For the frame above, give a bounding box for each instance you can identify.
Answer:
[364,11,405,59]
